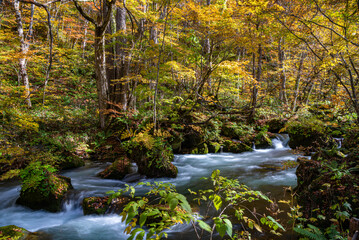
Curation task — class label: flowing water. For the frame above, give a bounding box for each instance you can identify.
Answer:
[0,135,298,239]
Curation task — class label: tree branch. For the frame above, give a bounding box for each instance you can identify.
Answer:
[72,0,97,26]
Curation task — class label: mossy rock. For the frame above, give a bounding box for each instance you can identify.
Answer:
[285,118,332,149]
[191,143,208,154]
[254,131,272,149]
[223,140,252,153]
[208,142,221,153]
[59,154,85,170]
[129,143,178,178]
[82,196,130,215]
[97,157,131,180]
[0,225,48,240]
[16,175,73,212]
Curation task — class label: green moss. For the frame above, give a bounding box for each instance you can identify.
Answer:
[223,140,253,153]
[191,143,208,154]
[208,142,221,153]
[0,225,29,240]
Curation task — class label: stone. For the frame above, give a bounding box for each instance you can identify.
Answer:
[97,157,131,180]
[16,175,73,212]
[82,196,130,215]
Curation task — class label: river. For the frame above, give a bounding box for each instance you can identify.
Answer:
[0,136,297,239]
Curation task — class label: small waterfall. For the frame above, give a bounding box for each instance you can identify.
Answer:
[273,134,290,149]
[62,191,88,212]
[220,146,223,153]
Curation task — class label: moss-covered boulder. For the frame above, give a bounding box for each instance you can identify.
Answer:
[59,153,85,170]
[0,225,46,240]
[16,163,73,212]
[128,137,178,178]
[253,131,273,149]
[223,140,253,153]
[284,118,332,149]
[97,156,132,180]
[221,121,253,140]
[82,196,130,215]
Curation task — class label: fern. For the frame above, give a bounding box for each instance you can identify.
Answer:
[294,225,326,240]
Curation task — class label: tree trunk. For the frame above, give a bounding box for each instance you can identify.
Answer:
[249,44,262,120]
[116,6,129,110]
[278,37,287,104]
[95,29,109,129]
[14,0,31,107]
[292,51,306,112]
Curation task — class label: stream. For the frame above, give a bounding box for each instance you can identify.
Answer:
[0,135,298,239]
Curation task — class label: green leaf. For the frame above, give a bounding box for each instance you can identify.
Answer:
[169,198,179,211]
[213,195,222,211]
[198,220,212,233]
[128,228,144,240]
[180,200,192,213]
[126,211,138,225]
[223,219,233,237]
[139,213,147,227]
[267,216,285,231]
[136,230,145,240]
[215,220,227,238]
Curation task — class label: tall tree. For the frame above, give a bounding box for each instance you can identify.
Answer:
[73,0,116,128]
[14,0,32,107]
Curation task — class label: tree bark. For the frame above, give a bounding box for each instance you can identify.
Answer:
[73,0,116,128]
[14,0,32,107]
[278,37,287,104]
[249,44,262,120]
[292,51,306,112]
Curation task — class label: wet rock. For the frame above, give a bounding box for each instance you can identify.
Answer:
[0,225,49,240]
[223,140,252,153]
[60,153,85,170]
[16,174,73,212]
[285,119,333,149]
[254,131,273,149]
[97,156,131,180]
[256,164,282,173]
[82,196,130,215]
[129,142,178,178]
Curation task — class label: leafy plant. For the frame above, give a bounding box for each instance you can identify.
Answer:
[19,162,57,196]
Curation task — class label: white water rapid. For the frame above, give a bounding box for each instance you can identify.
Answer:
[0,135,297,239]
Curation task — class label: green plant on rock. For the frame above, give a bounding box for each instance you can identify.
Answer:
[19,162,57,196]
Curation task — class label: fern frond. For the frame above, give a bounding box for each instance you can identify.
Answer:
[294,226,326,240]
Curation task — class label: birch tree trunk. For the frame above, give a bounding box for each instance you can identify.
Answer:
[14,0,32,107]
